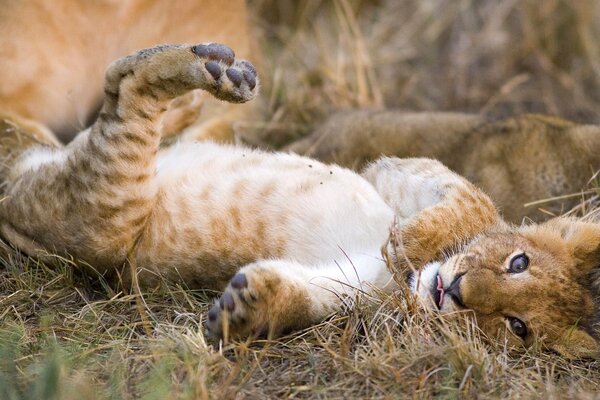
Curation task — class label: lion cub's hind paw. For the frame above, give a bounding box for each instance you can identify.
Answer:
[191,43,258,104]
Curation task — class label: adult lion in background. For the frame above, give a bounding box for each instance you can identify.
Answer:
[288,111,600,223]
[0,0,258,143]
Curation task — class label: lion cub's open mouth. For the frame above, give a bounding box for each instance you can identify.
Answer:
[430,274,445,309]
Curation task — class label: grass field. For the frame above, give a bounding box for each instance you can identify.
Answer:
[2,0,600,398]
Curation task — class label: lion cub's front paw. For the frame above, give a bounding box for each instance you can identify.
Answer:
[206,264,313,341]
[207,271,265,340]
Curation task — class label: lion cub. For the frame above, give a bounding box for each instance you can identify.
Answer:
[289,110,600,223]
[1,43,599,359]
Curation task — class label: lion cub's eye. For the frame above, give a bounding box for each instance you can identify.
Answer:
[508,317,528,338]
[508,253,529,273]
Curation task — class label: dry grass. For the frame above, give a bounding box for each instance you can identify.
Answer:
[3,253,600,399]
[248,0,600,146]
[3,0,600,398]
[0,253,600,399]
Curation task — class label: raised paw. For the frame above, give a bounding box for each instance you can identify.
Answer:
[206,264,314,341]
[104,42,258,108]
[190,43,258,103]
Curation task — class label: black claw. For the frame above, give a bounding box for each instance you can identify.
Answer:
[231,273,248,289]
[208,306,218,322]
[226,68,243,87]
[205,61,222,80]
[240,60,257,77]
[242,70,256,90]
[207,43,235,65]
[220,292,235,311]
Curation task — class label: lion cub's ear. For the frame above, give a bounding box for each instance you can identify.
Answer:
[544,217,600,272]
[552,328,600,359]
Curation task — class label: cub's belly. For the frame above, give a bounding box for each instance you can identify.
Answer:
[135,143,394,289]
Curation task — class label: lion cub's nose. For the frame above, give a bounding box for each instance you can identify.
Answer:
[446,274,465,308]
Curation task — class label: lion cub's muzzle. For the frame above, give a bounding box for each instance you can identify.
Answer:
[446,273,466,308]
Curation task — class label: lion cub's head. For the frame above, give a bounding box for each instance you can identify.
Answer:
[412,217,600,358]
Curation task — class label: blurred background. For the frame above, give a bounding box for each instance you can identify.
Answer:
[249,0,600,146]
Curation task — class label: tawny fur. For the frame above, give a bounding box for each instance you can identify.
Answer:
[1,43,600,360]
[288,110,600,223]
[0,0,258,142]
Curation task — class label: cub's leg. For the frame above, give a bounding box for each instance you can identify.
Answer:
[362,157,501,270]
[0,43,258,268]
[207,254,395,339]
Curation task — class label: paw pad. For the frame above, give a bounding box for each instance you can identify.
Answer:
[231,273,248,289]
[226,69,243,88]
[242,70,256,90]
[191,42,258,103]
[219,291,235,311]
[205,61,222,79]
[192,43,235,65]
[208,306,219,322]
[206,271,262,340]
[239,61,257,77]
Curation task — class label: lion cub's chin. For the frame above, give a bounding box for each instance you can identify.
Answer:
[410,261,461,313]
